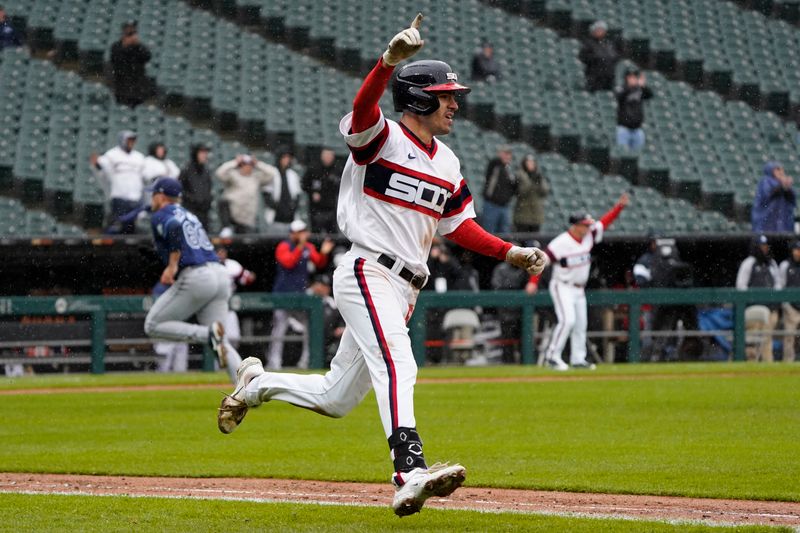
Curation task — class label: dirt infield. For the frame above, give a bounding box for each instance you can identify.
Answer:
[1,473,799,528]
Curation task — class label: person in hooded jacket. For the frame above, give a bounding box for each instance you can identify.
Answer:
[751,161,795,233]
[90,130,146,234]
[513,154,548,233]
[302,148,342,234]
[263,147,303,232]
[579,20,619,92]
[179,144,213,228]
[736,234,780,362]
[216,154,278,235]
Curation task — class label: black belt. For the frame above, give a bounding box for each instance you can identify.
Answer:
[376,254,428,290]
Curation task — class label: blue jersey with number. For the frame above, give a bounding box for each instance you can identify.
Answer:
[151,204,218,269]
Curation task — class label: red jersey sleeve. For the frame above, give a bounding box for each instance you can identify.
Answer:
[306,243,329,270]
[443,218,513,261]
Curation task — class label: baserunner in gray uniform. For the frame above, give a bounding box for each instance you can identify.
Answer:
[143,177,242,382]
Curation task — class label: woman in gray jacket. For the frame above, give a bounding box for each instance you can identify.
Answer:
[513,154,549,232]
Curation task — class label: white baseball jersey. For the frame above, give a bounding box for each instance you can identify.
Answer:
[546,222,605,286]
[337,109,476,275]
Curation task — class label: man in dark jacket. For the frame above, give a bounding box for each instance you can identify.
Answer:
[178,144,212,228]
[481,145,517,234]
[109,21,152,107]
[0,5,22,50]
[579,20,619,92]
[471,41,501,82]
[302,148,342,234]
[615,68,653,151]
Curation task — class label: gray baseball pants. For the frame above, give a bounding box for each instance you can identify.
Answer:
[145,262,242,381]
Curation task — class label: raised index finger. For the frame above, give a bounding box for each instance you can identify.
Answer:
[410,12,423,30]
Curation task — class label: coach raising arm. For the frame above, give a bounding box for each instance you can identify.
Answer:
[217,14,548,517]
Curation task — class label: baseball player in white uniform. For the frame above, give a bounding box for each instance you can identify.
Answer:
[217,14,547,516]
[216,246,256,347]
[540,194,629,370]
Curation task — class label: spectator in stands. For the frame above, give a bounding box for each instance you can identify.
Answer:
[179,143,212,229]
[267,220,334,369]
[615,68,653,151]
[263,147,303,232]
[482,145,517,234]
[302,148,342,234]
[579,20,619,92]
[736,234,780,362]
[471,40,500,82]
[90,130,146,234]
[142,142,179,185]
[751,161,796,233]
[778,240,800,363]
[109,20,152,108]
[216,154,278,236]
[425,241,462,293]
[513,154,548,233]
[0,5,22,50]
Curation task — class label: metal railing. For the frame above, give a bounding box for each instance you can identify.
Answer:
[0,293,323,373]
[1,287,797,372]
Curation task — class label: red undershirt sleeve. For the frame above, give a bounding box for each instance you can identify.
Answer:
[443,218,513,261]
[352,58,394,133]
[599,202,624,229]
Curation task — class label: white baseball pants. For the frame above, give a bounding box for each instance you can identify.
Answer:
[266,309,309,370]
[545,280,589,365]
[154,341,189,372]
[245,248,419,438]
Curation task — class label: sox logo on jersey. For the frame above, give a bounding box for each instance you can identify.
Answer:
[364,159,454,217]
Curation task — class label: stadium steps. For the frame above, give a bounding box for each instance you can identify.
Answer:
[174,0,749,231]
[0,46,275,234]
[0,0,752,232]
[7,0,766,227]
[489,0,800,121]
[196,0,794,224]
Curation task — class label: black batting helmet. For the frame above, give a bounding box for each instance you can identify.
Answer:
[568,211,595,225]
[391,60,471,116]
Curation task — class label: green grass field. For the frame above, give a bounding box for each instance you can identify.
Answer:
[1,363,798,531]
[0,493,783,533]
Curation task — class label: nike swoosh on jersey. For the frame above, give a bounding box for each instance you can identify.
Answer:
[407,153,416,159]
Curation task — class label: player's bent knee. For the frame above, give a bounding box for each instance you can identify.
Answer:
[144,318,158,337]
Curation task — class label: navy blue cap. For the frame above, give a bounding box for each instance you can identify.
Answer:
[757,234,768,245]
[146,177,183,197]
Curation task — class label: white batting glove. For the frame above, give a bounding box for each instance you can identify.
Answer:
[382,13,424,66]
[506,246,549,276]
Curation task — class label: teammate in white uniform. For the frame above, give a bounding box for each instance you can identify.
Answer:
[541,194,629,370]
[216,14,547,516]
[216,246,256,347]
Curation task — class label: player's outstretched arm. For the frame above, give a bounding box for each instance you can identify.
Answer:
[352,14,424,133]
[443,218,549,276]
[598,192,630,229]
